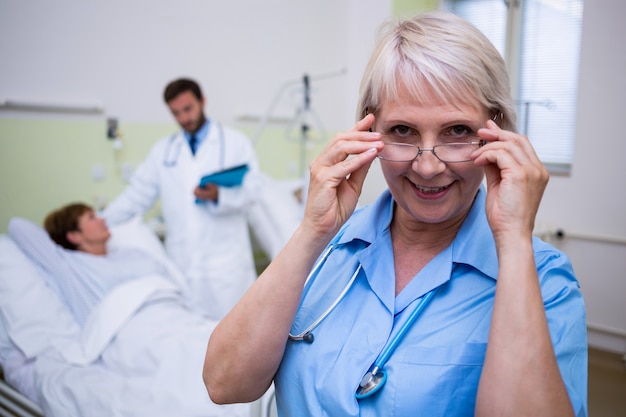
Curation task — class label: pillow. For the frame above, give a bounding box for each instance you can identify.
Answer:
[106,216,186,289]
[0,235,80,359]
[248,174,302,260]
[106,215,166,260]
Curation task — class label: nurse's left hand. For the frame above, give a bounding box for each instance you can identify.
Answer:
[471,120,549,242]
[194,183,218,202]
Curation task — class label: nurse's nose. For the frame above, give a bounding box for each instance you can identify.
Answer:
[411,146,446,179]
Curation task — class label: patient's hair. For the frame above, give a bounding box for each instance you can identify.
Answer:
[44,203,93,250]
[163,78,203,103]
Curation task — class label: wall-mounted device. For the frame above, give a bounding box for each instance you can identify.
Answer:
[107,117,119,139]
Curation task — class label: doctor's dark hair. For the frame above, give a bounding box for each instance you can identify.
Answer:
[44,203,93,250]
[357,11,516,132]
[163,78,204,103]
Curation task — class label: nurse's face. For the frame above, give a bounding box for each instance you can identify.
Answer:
[167,90,206,134]
[374,87,487,229]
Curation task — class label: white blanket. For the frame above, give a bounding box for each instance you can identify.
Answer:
[34,275,251,417]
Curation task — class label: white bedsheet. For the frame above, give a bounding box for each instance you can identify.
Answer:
[34,275,251,417]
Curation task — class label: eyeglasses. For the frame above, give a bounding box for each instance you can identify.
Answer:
[367,110,501,163]
[377,139,487,163]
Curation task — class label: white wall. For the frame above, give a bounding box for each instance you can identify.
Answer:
[540,0,626,352]
[1,0,624,352]
[0,0,389,130]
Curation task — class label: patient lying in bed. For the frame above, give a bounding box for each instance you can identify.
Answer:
[0,203,258,417]
[9,203,178,327]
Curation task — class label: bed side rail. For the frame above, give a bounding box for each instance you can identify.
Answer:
[0,380,44,417]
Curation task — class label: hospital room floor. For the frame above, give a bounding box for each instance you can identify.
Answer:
[588,347,626,417]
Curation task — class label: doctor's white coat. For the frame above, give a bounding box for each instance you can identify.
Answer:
[103,122,260,320]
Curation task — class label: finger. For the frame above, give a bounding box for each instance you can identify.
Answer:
[308,113,382,193]
[474,121,542,168]
[478,121,535,154]
[342,147,379,187]
[313,130,382,170]
[353,113,376,132]
[311,144,381,191]
[474,143,541,178]
[474,147,525,174]
[475,146,549,199]
[317,113,378,163]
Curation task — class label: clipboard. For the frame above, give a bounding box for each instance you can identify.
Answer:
[198,164,249,188]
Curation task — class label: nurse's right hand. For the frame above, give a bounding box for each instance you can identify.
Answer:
[302,113,383,242]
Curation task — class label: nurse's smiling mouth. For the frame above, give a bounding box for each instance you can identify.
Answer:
[412,182,453,198]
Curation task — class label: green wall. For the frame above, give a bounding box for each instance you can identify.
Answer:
[393,0,439,18]
[0,117,326,233]
[1,0,437,233]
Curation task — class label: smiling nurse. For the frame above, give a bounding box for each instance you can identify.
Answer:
[203,11,588,417]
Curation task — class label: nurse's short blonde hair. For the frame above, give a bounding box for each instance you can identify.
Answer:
[357,11,516,131]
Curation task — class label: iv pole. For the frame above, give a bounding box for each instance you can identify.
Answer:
[297,74,311,179]
[285,73,327,178]
[517,99,554,135]
[252,68,347,177]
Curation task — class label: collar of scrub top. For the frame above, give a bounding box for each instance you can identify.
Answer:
[299,186,499,335]
[290,186,498,335]
[291,185,497,338]
[446,185,499,280]
[353,186,496,398]
[342,185,499,283]
[184,119,210,154]
[344,186,499,398]
[289,186,499,398]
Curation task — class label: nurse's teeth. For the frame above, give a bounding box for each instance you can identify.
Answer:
[417,185,448,193]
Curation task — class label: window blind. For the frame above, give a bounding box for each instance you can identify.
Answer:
[443,0,584,169]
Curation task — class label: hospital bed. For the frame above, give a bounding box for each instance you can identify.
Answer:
[0,175,299,417]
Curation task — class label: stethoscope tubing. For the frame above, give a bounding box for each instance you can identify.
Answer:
[288,244,363,342]
[355,288,437,399]
[374,289,436,368]
[287,233,440,399]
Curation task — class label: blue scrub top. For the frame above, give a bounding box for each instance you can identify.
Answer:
[275,187,588,417]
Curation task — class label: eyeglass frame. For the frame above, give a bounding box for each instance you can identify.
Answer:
[362,108,502,163]
[376,139,487,163]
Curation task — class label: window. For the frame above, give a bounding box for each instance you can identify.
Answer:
[442,0,584,173]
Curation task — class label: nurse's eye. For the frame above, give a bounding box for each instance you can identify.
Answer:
[441,125,474,143]
[387,125,418,143]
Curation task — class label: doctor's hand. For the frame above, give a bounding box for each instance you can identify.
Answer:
[302,114,383,241]
[194,183,219,202]
[471,120,549,243]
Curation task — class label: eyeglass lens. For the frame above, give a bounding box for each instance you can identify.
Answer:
[378,141,484,163]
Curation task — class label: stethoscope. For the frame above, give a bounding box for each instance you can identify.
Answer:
[162,123,225,167]
[288,239,438,399]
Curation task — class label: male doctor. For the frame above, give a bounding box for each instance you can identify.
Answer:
[103,78,260,320]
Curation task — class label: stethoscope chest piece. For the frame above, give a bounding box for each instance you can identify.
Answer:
[354,289,437,400]
[355,366,387,399]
